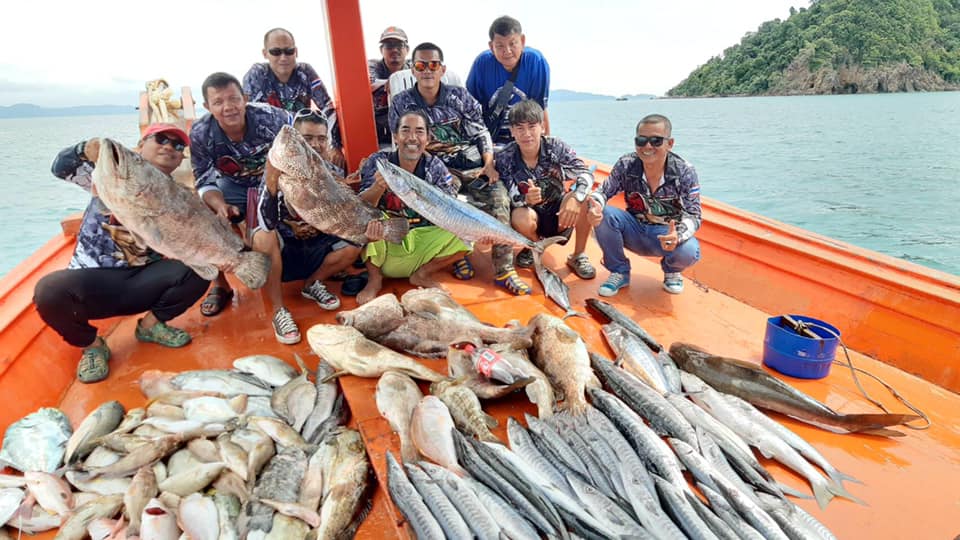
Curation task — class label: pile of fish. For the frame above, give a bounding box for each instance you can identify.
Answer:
[0,354,370,539]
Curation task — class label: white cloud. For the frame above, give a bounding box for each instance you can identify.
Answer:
[0,0,804,106]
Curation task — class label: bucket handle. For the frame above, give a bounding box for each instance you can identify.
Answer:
[806,321,931,431]
[779,315,826,354]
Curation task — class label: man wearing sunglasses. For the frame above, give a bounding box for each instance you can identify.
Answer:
[589,114,702,296]
[356,111,471,305]
[497,100,597,280]
[243,28,343,160]
[390,42,528,295]
[467,16,550,147]
[369,26,411,147]
[35,124,209,383]
[249,110,360,344]
[191,71,290,317]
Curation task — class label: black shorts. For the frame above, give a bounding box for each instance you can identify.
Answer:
[533,199,573,244]
[216,177,256,224]
[280,235,353,282]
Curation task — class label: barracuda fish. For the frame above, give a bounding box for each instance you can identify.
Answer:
[64,401,125,465]
[419,461,503,540]
[585,298,663,352]
[269,125,408,245]
[376,371,423,463]
[532,249,584,319]
[0,407,72,473]
[670,342,921,435]
[386,452,444,539]
[378,160,563,251]
[461,475,540,540]
[306,324,445,382]
[404,462,472,539]
[92,138,270,289]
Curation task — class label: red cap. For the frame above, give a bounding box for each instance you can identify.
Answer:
[141,123,190,146]
[379,26,408,43]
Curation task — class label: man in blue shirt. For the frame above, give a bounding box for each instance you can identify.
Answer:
[190,71,289,317]
[589,114,702,297]
[467,16,551,146]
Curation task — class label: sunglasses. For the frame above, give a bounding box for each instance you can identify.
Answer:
[149,133,186,152]
[381,41,407,51]
[294,108,327,122]
[413,60,444,72]
[634,135,668,148]
[268,47,297,57]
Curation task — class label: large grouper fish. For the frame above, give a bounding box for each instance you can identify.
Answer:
[670,342,922,436]
[92,138,270,289]
[268,125,408,244]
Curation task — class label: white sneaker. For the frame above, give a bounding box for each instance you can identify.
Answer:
[598,272,630,297]
[663,272,684,294]
[302,280,341,311]
[272,307,301,345]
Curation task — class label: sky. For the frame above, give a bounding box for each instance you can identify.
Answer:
[0,0,805,107]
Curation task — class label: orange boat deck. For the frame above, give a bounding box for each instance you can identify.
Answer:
[1,187,959,538]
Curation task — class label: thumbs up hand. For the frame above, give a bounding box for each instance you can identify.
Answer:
[524,180,542,206]
[658,220,679,252]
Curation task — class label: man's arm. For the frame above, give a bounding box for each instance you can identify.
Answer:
[358,157,386,206]
[675,165,702,243]
[592,157,629,208]
[460,91,494,156]
[51,140,96,191]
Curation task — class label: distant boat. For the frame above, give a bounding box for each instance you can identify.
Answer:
[615,96,628,101]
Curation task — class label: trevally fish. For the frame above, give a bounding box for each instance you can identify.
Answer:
[91,138,269,289]
[64,400,125,465]
[269,125,408,245]
[0,407,72,473]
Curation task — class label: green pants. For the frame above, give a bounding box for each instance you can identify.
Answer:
[364,225,471,278]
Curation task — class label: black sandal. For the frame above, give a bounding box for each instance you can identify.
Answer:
[200,287,234,317]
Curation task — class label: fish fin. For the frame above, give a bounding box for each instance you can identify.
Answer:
[839,412,922,430]
[320,370,346,383]
[187,263,219,281]
[831,468,864,486]
[775,482,813,500]
[293,353,310,376]
[853,427,907,437]
[533,235,567,253]
[811,480,835,510]
[555,325,580,344]
[381,217,410,244]
[828,479,868,506]
[561,309,587,320]
[484,413,499,428]
[233,250,271,289]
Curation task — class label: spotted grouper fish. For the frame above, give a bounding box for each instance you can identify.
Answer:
[91,138,270,289]
[268,124,408,244]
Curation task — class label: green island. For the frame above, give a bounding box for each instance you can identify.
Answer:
[669,0,960,96]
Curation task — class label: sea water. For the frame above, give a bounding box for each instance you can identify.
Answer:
[0,91,958,278]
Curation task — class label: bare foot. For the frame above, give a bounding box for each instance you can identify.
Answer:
[356,274,383,305]
[409,268,446,291]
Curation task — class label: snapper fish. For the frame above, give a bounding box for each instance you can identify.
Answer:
[91,138,270,289]
[0,407,72,473]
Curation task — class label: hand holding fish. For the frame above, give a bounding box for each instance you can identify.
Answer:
[524,180,542,205]
[658,220,679,251]
[264,159,280,195]
[586,197,603,226]
[557,191,581,229]
[365,220,385,241]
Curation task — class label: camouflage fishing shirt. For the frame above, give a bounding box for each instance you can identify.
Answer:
[594,151,702,242]
[388,83,493,168]
[243,62,341,147]
[369,58,411,145]
[190,102,289,195]
[495,136,593,209]
[359,151,455,229]
[51,142,160,269]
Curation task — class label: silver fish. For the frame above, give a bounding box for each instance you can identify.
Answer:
[385,452,444,540]
[64,401,125,465]
[233,355,298,387]
[171,370,273,397]
[0,407,72,473]
[532,248,584,319]
[92,138,269,289]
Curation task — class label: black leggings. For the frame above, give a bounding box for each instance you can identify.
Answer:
[33,260,209,348]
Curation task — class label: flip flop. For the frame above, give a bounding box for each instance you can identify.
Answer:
[200,286,234,317]
[341,272,369,297]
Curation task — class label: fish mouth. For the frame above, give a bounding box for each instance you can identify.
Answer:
[95,138,122,177]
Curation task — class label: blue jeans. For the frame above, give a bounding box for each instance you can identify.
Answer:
[594,206,700,275]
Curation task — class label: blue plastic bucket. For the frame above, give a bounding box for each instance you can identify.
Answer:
[763,315,840,379]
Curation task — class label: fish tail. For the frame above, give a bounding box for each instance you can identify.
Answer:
[811,479,835,510]
[234,250,271,289]
[837,412,922,431]
[828,479,868,506]
[561,309,587,321]
[775,482,813,500]
[830,468,864,486]
[533,235,567,254]
[382,217,410,244]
